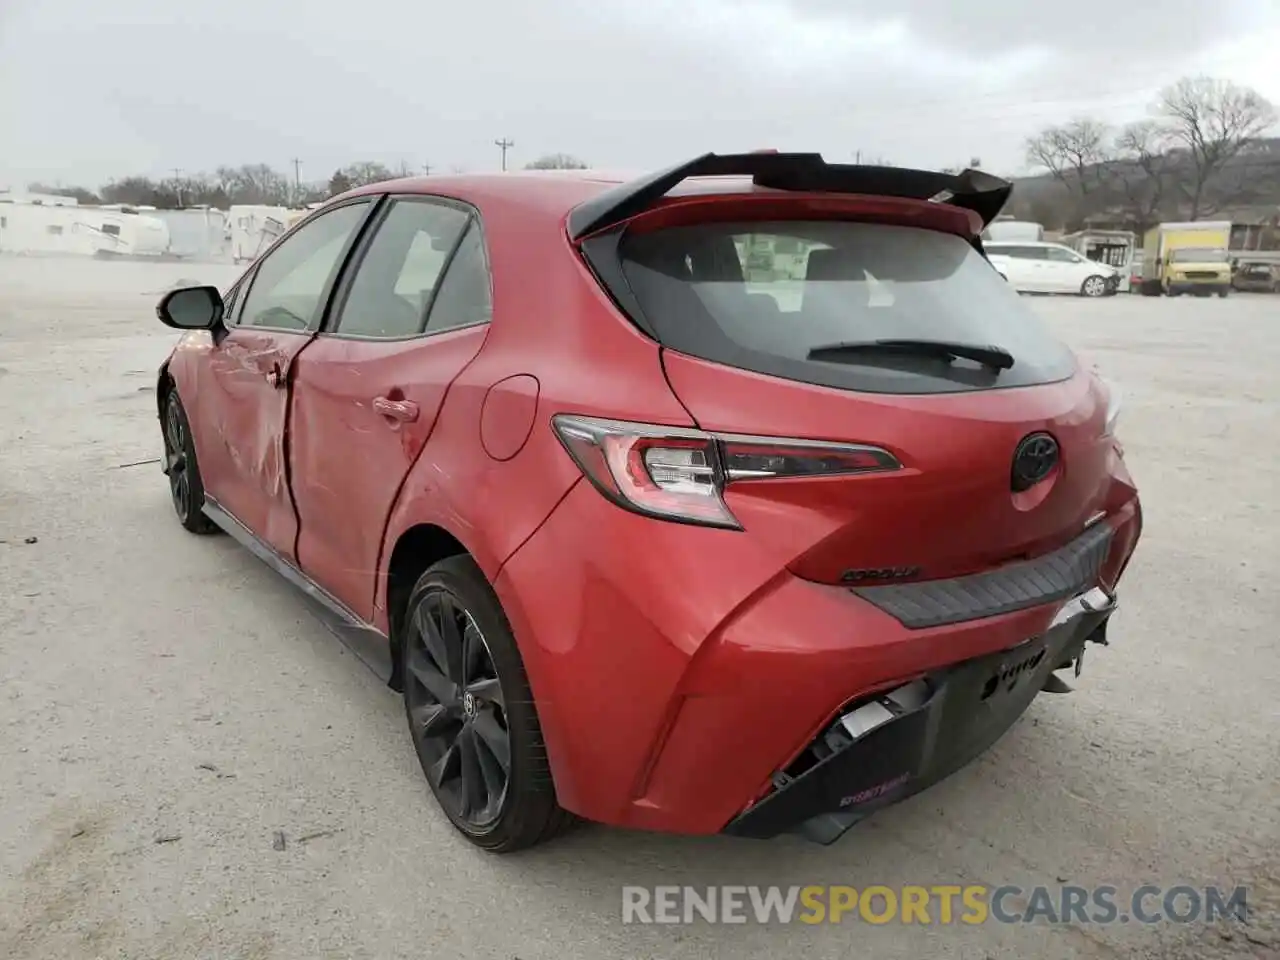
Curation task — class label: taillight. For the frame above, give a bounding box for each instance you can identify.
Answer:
[551,414,900,529]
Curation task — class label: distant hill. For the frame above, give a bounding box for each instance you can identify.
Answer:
[1004,137,1280,232]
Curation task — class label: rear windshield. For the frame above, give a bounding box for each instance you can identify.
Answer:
[617,221,1076,395]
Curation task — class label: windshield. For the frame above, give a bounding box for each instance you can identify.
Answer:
[618,221,1076,395]
[1170,247,1228,263]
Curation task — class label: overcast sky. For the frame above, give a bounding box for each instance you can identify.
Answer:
[2,0,1278,190]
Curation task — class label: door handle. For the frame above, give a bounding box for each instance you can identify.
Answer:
[372,396,420,423]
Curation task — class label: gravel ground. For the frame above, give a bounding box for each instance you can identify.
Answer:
[1,255,1277,960]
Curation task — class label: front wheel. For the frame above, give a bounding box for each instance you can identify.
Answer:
[162,391,218,534]
[401,555,574,852]
[1218,289,1230,298]
[1081,275,1108,298]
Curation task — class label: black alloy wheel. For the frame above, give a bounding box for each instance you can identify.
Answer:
[162,392,217,534]
[404,587,512,831]
[164,400,193,520]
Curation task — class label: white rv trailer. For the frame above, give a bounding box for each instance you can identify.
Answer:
[983,220,1045,243]
[227,205,307,263]
[152,207,232,261]
[0,201,169,257]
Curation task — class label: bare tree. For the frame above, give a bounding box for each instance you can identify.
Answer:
[337,161,396,188]
[213,164,290,205]
[524,153,589,170]
[1025,118,1112,195]
[1112,120,1177,232]
[1157,76,1277,219]
[1024,118,1113,229]
[328,169,354,197]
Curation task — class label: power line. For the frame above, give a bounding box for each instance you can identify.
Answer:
[494,138,514,171]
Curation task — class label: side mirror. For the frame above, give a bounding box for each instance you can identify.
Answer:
[157,285,224,330]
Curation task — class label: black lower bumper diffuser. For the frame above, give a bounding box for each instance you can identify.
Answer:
[722,587,1117,844]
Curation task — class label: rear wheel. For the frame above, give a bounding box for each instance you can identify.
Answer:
[1218,288,1229,298]
[1081,275,1107,298]
[162,391,218,534]
[401,555,574,852]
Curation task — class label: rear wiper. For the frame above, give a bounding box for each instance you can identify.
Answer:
[806,338,1015,371]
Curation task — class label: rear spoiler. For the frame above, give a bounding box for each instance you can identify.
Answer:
[565,152,1013,241]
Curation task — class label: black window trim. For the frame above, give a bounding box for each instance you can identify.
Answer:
[320,193,493,343]
[232,196,380,336]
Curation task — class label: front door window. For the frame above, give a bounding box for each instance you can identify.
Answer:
[239,203,371,332]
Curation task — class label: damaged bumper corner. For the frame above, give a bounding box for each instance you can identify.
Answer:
[721,586,1118,845]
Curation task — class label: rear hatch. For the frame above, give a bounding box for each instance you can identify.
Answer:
[606,210,1121,585]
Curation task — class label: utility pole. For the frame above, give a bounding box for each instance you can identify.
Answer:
[290,157,303,205]
[171,168,184,207]
[421,162,432,176]
[494,138,514,172]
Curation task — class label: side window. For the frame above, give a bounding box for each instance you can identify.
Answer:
[332,199,470,339]
[239,202,370,331]
[1047,246,1078,263]
[424,221,493,334]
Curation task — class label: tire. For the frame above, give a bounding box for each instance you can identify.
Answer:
[162,390,218,534]
[1081,275,1108,298]
[1218,289,1229,298]
[401,555,574,852]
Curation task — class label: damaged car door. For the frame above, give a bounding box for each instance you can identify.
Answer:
[197,199,374,561]
[287,197,491,620]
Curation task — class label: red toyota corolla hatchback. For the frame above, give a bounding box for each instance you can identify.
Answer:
[154,152,1142,852]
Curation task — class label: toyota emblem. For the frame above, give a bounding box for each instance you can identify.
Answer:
[1011,433,1059,492]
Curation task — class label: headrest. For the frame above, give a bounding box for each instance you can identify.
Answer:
[805,247,858,281]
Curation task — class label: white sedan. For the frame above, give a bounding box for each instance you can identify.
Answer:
[985,241,1121,297]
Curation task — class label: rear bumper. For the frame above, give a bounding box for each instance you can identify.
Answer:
[495,475,1142,837]
[722,586,1116,843]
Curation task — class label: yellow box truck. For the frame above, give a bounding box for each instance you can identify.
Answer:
[1139,221,1233,297]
